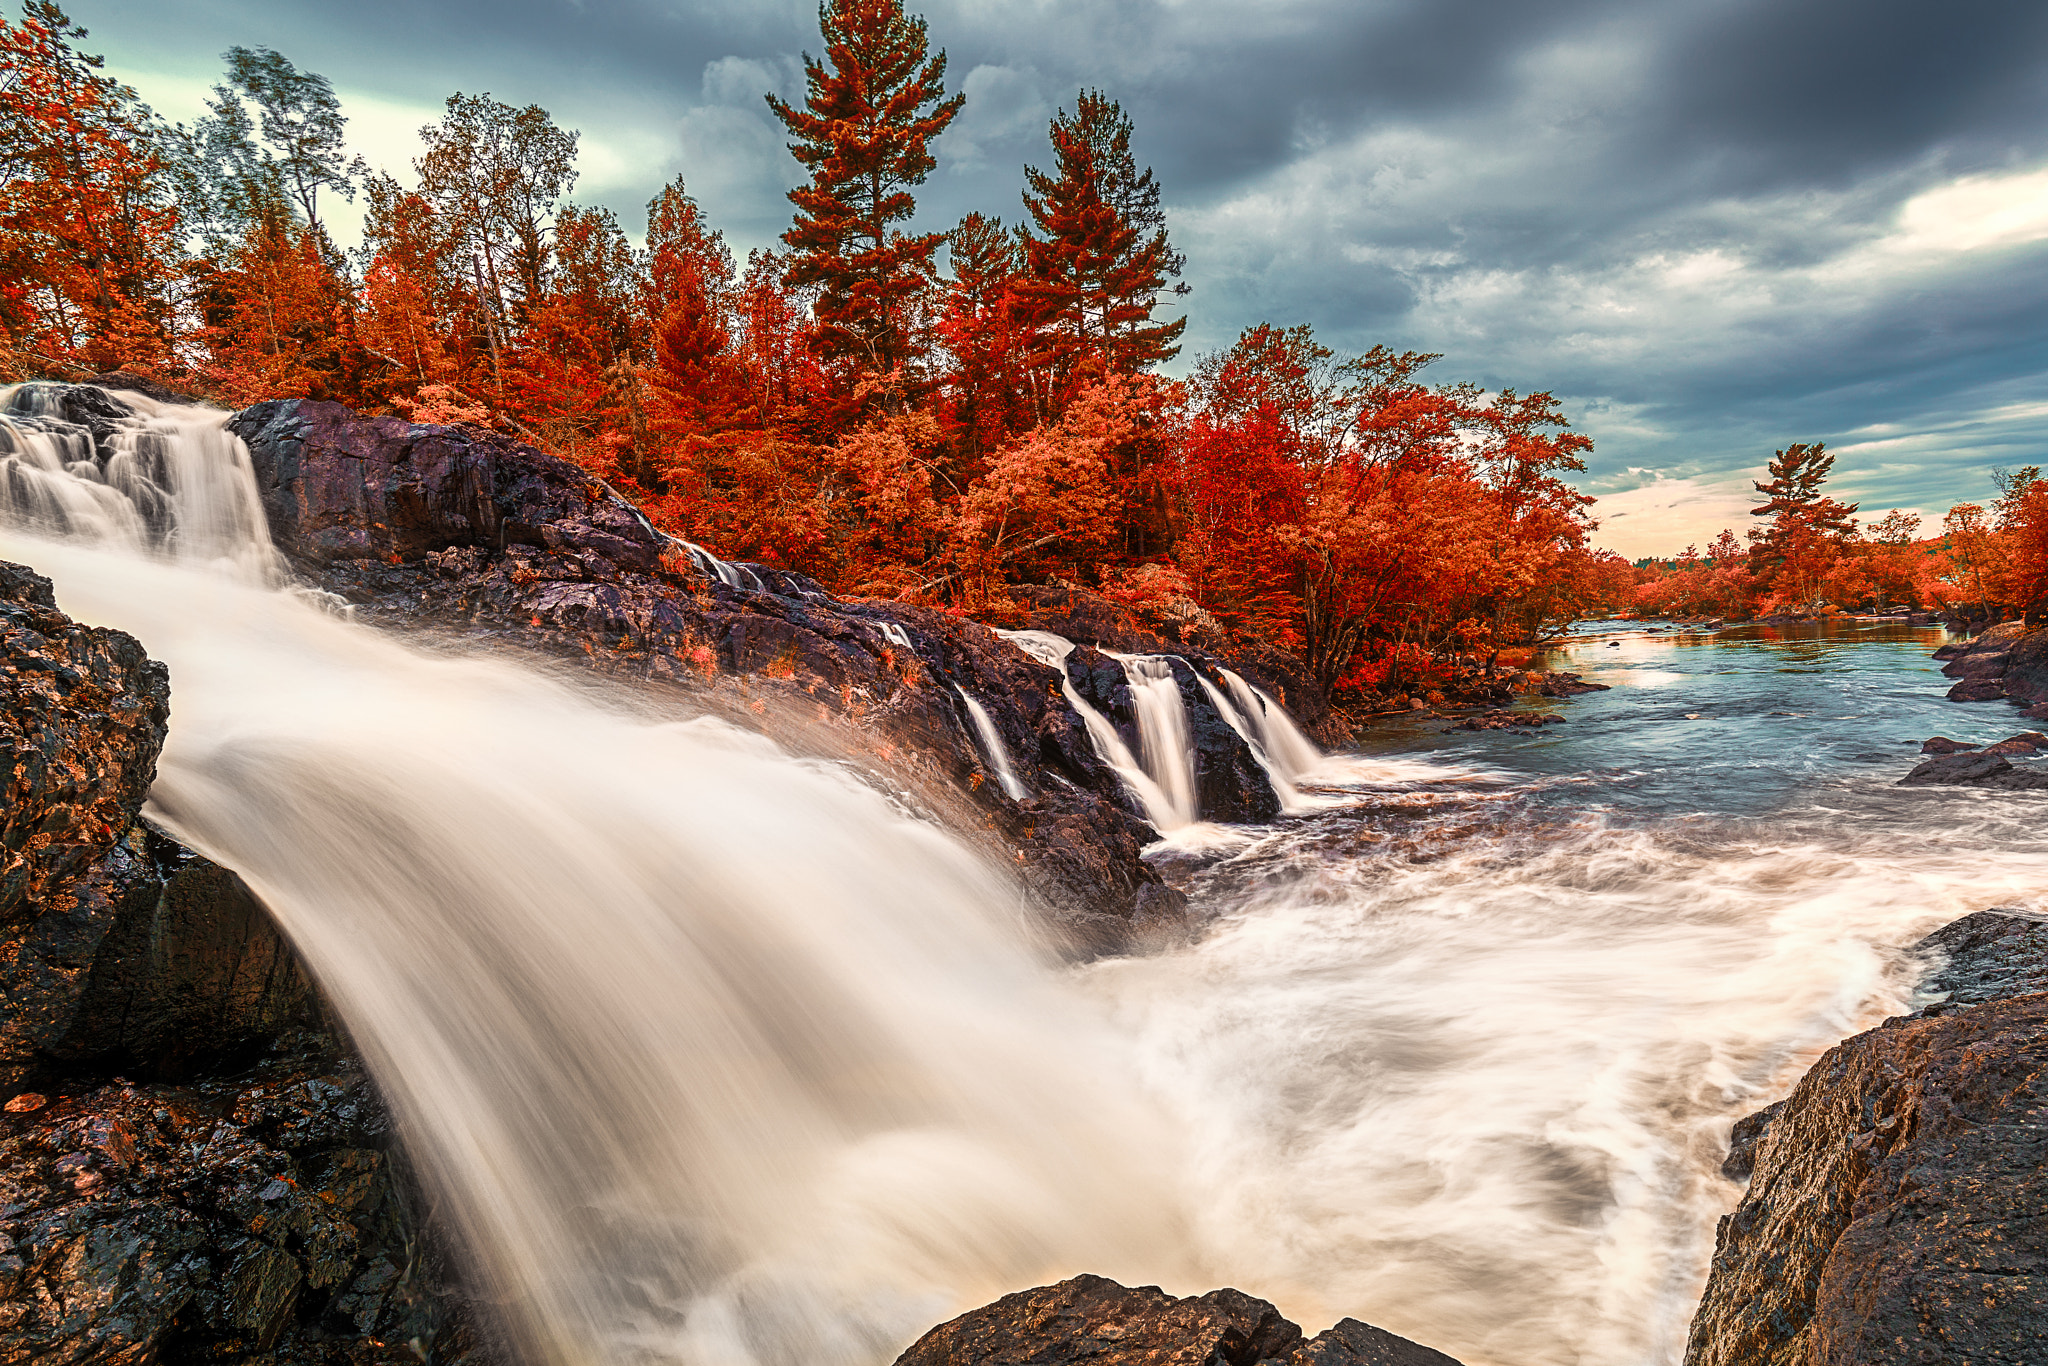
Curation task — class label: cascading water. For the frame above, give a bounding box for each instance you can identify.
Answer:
[1220,668,1323,780]
[1105,652,1201,828]
[10,385,2048,1366]
[0,391,1193,1366]
[955,687,1029,801]
[1194,672,1301,811]
[997,629,1186,830]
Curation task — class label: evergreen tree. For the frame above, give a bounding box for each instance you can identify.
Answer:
[936,211,1029,467]
[1749,441,1858,556]
[1016,90,1187,403]
[766,0,963,382]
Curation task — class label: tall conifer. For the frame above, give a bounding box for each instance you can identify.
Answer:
[1016,90,1187,401]
[767,0,963,383]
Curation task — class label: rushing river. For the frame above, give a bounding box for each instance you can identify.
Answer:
[6,388,2045,1366]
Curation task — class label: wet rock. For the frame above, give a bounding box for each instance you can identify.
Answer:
[1449,710,1565,732]
[0,1040,484,1366]
[1685,911,2048,1365]
[0,561,172,1092]
[1719,1099,1785,1182]
[892,1274,1464,1366]
[1897,751,2048,789]
[1919,736,1977,753]
[1979,732,2046,755]
[1945,676,2009,702]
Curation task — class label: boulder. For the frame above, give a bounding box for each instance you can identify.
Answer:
[1945,677,2009,702]
[1897,752,2048,789]
[892,1274,1463,1366]
[1918,736,1977,753]
[1685,911,2048,1365]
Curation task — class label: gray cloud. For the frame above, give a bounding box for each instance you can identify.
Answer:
[74,0,2048,553]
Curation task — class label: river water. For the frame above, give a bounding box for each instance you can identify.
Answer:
[1088,619,2048,1366]
[6,388,2044,1366]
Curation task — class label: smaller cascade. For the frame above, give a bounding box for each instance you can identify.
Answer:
[1194,673,1301,811]
[998,630,1187,830]
[0,384,276,580]
[954,687,1029,801]
[679,540,763,591]
[1106,652,1200,828]
[1222,668,1322,779]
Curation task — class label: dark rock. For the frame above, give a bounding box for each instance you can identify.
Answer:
[1979,733,2045,755]
[1685,992,2048,1364]
[0,1038,486,1366]
[1719,1099,1785,1182]
[1898,751,2048,789]
[891,1274,1463,1366]
[1289,1318,1464,1366]
[1919,736,1978,753]
[0,562,172,1092]
[1945,676,2009,701]
[1450,710,1565,732]
[1910,909,2048,1014]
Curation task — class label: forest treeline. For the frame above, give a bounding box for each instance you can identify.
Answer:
[27,0,2029,705]
[1630,442,2048,628]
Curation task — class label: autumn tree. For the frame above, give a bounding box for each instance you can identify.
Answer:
[1015,90,1187,405]
[0,1,182,373]
[1750,441,1858,556]
[936,211,1031,470]
[767,0,963,383]
[416,93,580,399]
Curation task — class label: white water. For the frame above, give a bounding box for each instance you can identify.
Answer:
[956,687,1029,802]
[1221,667,1324,780]
[12,390,2048,1366]
[1195,672,1303,811]
[1108,653,1201,828]
[997,629,1186,830]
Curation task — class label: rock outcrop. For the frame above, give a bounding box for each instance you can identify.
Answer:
[1684,911,2048,1364]
[0,556,483,1365]
[215,397,1353,945]
[893,1273,1464,1366]
[1933,620,2048,706]
[1896,750,2048,790]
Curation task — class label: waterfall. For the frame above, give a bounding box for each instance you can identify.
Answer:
[0,392,1191,1366]
[996,630,1188,830]
[0,383,276,579]
[1102,653,1201,829]
[954,687,1028,801]
[1221,668,1322,780]
[1193,673,1301,811]
[682,538,763,591]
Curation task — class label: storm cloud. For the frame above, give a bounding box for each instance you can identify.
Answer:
[76,0,2048,554]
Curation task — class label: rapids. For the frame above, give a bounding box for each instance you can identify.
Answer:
[5,385,2044,1366]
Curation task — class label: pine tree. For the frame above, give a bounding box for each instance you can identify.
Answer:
[766,0,963,382]
[1015,90,1187,404]
[936,211,1029,468]
[1750,441,1858,555]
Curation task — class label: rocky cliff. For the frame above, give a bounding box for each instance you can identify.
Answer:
[0,558,483,1365]
[1684,910,2048,1364]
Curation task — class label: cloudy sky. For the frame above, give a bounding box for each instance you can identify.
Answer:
[67,0,2048,557]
